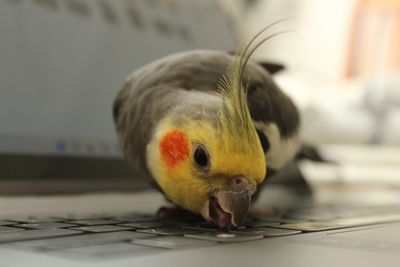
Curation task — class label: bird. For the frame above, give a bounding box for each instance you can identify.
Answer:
[113,27,301,229]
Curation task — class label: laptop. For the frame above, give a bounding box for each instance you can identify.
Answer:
[1,0,400,266]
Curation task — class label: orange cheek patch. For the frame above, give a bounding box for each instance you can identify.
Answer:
[159,130,189,169]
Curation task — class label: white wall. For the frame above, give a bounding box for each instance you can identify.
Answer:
[222,0,358,80]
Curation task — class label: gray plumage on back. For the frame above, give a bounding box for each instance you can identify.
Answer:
[113,50,300,183]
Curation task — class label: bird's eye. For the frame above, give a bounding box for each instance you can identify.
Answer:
[193,144,209,168]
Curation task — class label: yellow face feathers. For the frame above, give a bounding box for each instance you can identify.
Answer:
[147,118,265,213]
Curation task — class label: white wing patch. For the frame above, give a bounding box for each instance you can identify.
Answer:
[254,122,301,170]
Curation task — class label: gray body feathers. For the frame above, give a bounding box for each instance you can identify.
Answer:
[113,50,300,181]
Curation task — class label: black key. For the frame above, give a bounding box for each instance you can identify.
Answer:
[55,214,109,220]
[158,220,191,226]
[137,227,207,236]
[244,220,281,227]
[71,225,133,233]
[14,231,155,250]
[185,232,263,243]
[133,236,218,249]
[67,220,123,226]
[183,223,220,231]
[0,221,14,226]
[119,222,170,229]
[0,229,82,243]
[0,226,25,233]
[232,227,301,237]
[114,213,155,222]
[19,223,78,229]
[279,219,310,224]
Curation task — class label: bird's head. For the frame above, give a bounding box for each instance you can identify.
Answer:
[147,111,265,228]
[146,44,268,229]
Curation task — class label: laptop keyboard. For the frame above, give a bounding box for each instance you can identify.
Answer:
[1,203,400,259]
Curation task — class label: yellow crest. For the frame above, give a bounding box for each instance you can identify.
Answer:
[217,18,293,154]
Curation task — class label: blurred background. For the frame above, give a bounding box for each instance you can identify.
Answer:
[221,0,400,146]
[0,0,399,197]
[220,0,400,197]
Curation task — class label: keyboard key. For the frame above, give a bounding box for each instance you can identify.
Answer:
[114,213,156,222]
[19,223,77,229]
[254,214,282,223]
[119,222,170,229]
[232,227,301,237]
[56,214,109,220]
[158,220,191,226]
[0,226,25,233]
[71,225,133,233]
[67,220,123,226]
[57,243,163,259]
[137,227,207,236]
[279,219,310,224]
[133,236,218,249]
[0,221,14,226]
[276,214,400,232]
[284,213,336,221]
[0,229,82,243]
[183,223,220,231]
[244,220,281,227]
[7,217,61,223]
[185,232,263,243]
[14,231,155,250]
[156,209,204,224]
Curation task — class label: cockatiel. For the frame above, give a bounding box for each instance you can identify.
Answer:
[113,29,300,229]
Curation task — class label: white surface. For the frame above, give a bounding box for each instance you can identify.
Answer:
[0,0,234,156]
[300,144,400,183]
[319,144,400,165]
[275,73,376,145]
[0,223,400,267]
[0,191,166,218]
[274,72,400,145]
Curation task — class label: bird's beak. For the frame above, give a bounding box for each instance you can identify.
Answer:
[200,177,257,229]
